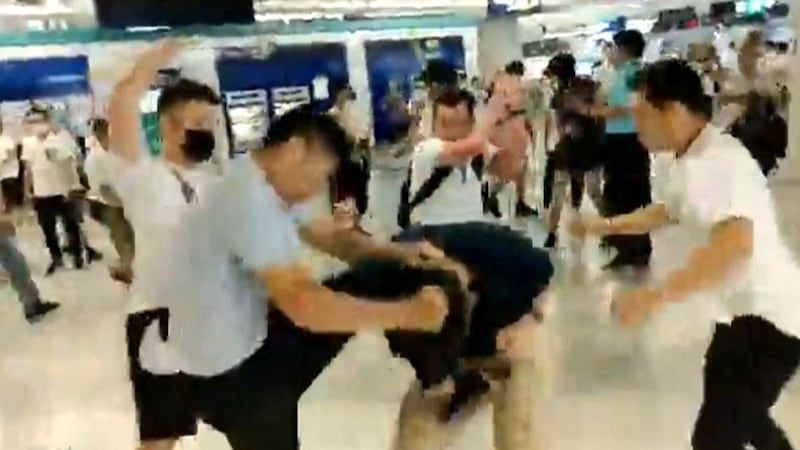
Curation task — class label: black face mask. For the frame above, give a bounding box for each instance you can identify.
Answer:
[182,129,215,162]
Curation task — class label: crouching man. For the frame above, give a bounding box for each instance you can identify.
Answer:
[391,222,554,450]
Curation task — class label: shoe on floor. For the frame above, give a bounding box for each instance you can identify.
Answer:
[46,260,64,276]
[25,301,60,324]
[516,201,539,218]
[544,232,558,249]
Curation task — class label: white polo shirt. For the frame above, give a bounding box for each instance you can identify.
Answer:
[410,137,494,226]
[20,134,74,198]
[661,124,800,339]
[111,155,219,374]
[0,134,19,181]
[142,155,312,377]
[83,137,117,205]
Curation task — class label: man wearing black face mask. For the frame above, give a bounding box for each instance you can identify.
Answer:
[107,40,223,450]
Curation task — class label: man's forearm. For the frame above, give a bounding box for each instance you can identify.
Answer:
[604,203,671,235]
[283,286,415,333]
[322,229,411,264]
[655,243,751,305]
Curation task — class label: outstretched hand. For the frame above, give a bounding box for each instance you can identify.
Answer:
[131,38,182,85]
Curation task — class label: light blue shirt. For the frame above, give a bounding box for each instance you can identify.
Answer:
[145,155,312,376]
[605,61,640,135]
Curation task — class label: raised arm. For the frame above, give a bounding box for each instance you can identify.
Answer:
[108,39,180,163]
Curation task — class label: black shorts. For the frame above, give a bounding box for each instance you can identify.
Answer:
[126,309,197,442]
[127,308,347,446]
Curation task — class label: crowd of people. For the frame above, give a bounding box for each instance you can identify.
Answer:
[0,25,798,450]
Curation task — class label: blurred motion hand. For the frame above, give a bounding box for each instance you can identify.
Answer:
[405,286,448,332]
[612,288,662,327]
[567,213,609,238]
[496,313,539,361]
[132,39,182,83]
[332,201,358,231]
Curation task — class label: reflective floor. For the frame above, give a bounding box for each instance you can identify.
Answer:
[0,165,798,450]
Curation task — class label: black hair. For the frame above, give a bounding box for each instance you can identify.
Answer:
[260,104,351,163]
[432,88,476,119]
[422,59,458,87]
[156,78,220,117]
[91,118,109,138]
[504,60,525,76]
[633,59,713,119]
[546,52,576,87]
[730,92,787,176]
[25,105,50,121]
[564,76,598,105]
[613,29,646,59]
[329,78,351,97]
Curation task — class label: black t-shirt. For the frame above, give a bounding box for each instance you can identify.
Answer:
[394,222,554,356]
[554,110,604,171]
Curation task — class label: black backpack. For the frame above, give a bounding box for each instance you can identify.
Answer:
[397,155,484,229]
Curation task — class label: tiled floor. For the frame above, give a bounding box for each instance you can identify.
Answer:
[0,166,798,450]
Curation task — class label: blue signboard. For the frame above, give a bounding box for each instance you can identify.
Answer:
[365,37,465,143]
[0,56,90,102]
[216,43,349,117]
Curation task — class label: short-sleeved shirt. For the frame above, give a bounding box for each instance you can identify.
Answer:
[410,138,493,226]
[661,124,800,339]
[0,134,18,181]
[21,133,74,198]
[144,155,313,377]
[605,61,640,135]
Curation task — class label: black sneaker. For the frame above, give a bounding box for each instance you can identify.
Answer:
[516,201,538,218]
[74,256,85,270]
[544,232,557,249]
[46,260,64,276]
[485,194,502,219]
[87,247,103,264]
[25,301,60,324]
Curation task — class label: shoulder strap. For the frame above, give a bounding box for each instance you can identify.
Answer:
[407,165,454,211]
[169,168,197,204]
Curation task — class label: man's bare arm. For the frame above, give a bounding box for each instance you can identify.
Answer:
[574,203,674,237]
[257,264,444,333]
[108,40,180,163]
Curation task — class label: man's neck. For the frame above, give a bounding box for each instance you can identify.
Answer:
[674,118,709,159]
[161,143,191,168]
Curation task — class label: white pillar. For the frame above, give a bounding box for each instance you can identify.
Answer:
[778,7,800,180]
[477,16,523,77]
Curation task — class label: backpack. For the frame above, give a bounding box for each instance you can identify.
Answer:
[397,155,484,229]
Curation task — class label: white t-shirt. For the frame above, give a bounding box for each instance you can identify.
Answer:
[83,137,116,204]
[112,155,219,374]
[20,134,74,198]
[0,135,18,181]
[661,124,800,339]
[143,155,312,376]
[410,138,494,226]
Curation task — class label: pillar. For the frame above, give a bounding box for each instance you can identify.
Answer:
[779,7,800,180]
[477,16,523,77]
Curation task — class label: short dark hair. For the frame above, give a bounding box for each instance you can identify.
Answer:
[423,59,458,87]
[329,78,351,97]
[546,53,576,86]
[92,118,109,138]
[261,104,350,162]
[433,89,476,119]
[157,78,220,116]
[505,60,525,76]
[633,59,712,118]
[613,29,646,59]
[25,105,50,122]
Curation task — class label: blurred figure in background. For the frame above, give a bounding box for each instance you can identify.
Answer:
[590,29,652,271]
[544,77,604,249]
[84,118,135,281]
[21,107,84,275]
[328,79,370,214]
[0,120,21,213]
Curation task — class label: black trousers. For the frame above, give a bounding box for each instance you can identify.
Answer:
[693,316,800,450]
[32,195,83,263]
[1,177,22,211]
[601,133,652,264]
[544,154,584,210]
[127,308,346,449]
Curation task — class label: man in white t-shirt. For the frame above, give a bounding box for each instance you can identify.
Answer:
[409,89,494,226]
[0,124,20,212]
[570,59,800,450]
[107,41,224,450]
[84,118,134,278]
[21,108,84,274]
